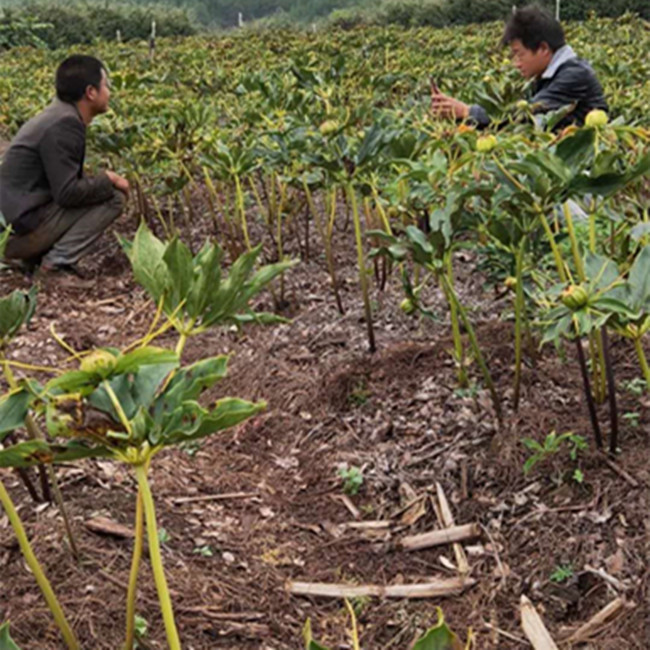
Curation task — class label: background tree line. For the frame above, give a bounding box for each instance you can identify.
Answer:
[0,0,648,49]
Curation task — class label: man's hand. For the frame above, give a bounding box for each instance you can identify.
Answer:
[430,89,470,120]
[105,170,130,196]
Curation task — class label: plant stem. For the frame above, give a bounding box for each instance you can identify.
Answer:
[575,337,603,449]
[304,181,344,314]
[234,173,251,252]
[443,252,467,388]
[441,274,503,425]
[135,463,181,650]
[347,183,376,353]
[1,352,78,554]
[513,238,526,411]
[538,210,567,283]
[633,337,650,391]
[124,490,144,650]
[0,480,79,649]
[600,328,618,455]
[563,202,586,281]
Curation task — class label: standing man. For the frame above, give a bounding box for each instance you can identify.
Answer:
[0,55,129,276]
[431,5,608,129]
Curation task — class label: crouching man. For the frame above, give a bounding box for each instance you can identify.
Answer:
[431,4,608,129]
[0,55,129,276]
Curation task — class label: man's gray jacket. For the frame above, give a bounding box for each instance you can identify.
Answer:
[469,45,608,129]
[0,99,114,235]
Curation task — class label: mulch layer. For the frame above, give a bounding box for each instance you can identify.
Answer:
[1,196,648,649]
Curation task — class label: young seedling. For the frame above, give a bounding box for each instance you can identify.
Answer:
[338,465,364,496]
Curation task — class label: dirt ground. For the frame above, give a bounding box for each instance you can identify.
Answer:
[0,195,649,649]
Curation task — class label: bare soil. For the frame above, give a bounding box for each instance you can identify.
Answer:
[1,200,648,649]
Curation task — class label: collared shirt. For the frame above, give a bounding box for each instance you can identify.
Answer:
[467,43,607,130]
[541,44,577,80]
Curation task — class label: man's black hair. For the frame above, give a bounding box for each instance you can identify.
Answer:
[502,5,566,52]
[55,55,105,103]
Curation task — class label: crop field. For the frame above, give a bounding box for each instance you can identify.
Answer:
[0,14,649,650]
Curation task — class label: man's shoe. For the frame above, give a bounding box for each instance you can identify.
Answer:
[36,263,95,289]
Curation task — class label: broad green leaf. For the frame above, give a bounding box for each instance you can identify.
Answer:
[0,622,22,650]
[555,128,595,168]
[0,287,37,342]
[628,246,650,311]
[0,389,33,439]
[163,238,194,315]
[0,440,112,468]
[113,347,179,375]
[163,398,266,445]
[131,362,178,410]
[412,608,465,650]
[124,222,168,304]
[584,252,620,293]
[162,356,230,406]
[186,242,223,319]
[45,371,100,395]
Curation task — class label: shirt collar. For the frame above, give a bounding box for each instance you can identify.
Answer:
[541,45,577,80]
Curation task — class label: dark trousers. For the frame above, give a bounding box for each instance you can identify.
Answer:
[5,191,125,266]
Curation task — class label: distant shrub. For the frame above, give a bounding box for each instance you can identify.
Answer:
[0,2,196,49]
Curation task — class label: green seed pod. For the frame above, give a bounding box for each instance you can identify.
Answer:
[476,135,497,153]
[561,285,589,310]
[400,298,417,315]
[585,109,608,128]
[80,350,118,377]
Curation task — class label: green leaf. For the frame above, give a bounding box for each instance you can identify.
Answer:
[163,398,266,446]
[628,246,650,311]
[0,440,112,468]
[45,371,101,395]
[0,389,33,439]
[163,238,194,315]
[584,252,620,294]
[0,622,22,650]
[0,227,9,260]
[412,608,463,650]
[162,356,230,406]
[186,242,223,319]
[123,222,169,305]
[0,287,37,342]
[555,128,595,168]
[113,347,179,375]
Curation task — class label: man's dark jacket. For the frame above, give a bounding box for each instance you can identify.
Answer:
[469,45,608,129]
[0,99,114,235]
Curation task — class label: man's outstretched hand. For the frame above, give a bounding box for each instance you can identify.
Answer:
[106,170,130,196]
[430,88,470,120]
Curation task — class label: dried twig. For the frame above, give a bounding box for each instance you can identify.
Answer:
[170,491,259,505]
[288,577,476,599]
[566,597,626,644]
[598,452,641,488]
[400,523,481,551]
[520,595,559,650]
[435,482,469,574]
[483,621,530,646]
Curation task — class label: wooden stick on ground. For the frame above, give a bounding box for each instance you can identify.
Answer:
[566,597,626,644]
[170,491,259,505]
[435,482,470,574]
[400,523,481,551]
[521,595,559,650]
[288,577,476,600]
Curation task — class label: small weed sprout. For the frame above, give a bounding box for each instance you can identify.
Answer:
[338,464,364,496]
[522,430,587,481]
[550,564,574,583]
